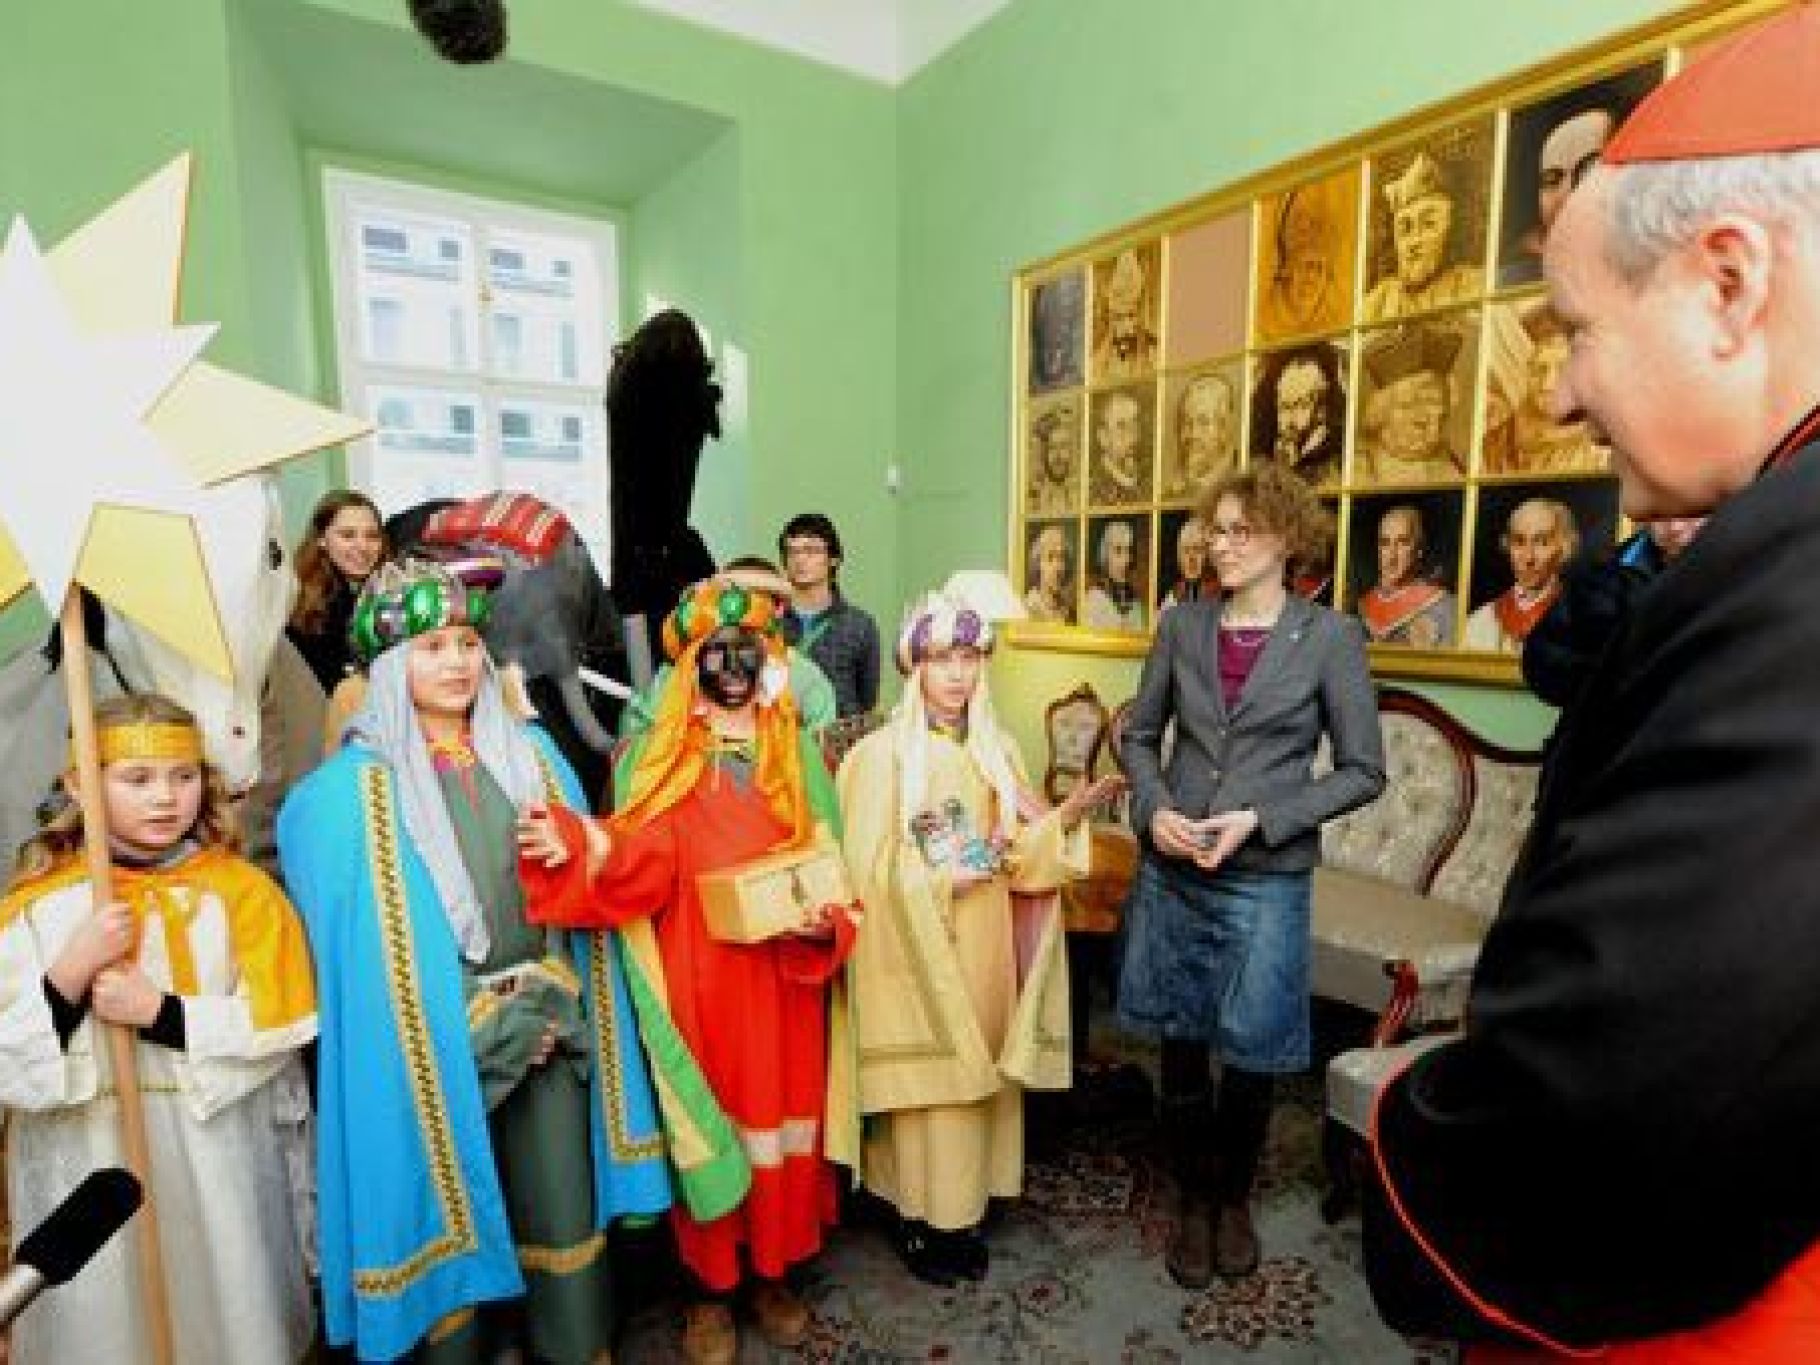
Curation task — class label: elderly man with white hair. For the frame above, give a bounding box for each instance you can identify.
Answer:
[1365,10,1820,1360]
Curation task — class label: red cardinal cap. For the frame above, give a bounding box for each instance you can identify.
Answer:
[1605,5,1820,164]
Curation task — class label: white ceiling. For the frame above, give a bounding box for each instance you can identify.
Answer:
[628,0,1012,85]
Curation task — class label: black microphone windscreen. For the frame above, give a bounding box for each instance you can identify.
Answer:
[16,1169,143,1285]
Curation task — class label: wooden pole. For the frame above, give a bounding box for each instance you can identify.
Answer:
[58,590,175,1365]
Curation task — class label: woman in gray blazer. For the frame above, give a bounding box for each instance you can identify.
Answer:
[1118,463,1385,1288]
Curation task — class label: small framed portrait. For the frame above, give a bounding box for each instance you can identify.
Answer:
[1363,117,1495,323]
[1022,519,1080,626]
[1355,312,1480,486]
[1250,340,1349,489]
[1162,361,1243,504]
[1082,514,1151,633]
[1090,242,1162,383]
[1254,166,1361,343]
[1044,683,1111,804]
[1497,62,1662,289]
[1345,490,1466,649]
[1464,480,1620,654]
[1483,298,1610,476]
[1024,392,1084,516]
[1087,382,1157,507]
[1157,507,1217,611]
[1029,270,1086,393]
[1166,210,1250,364]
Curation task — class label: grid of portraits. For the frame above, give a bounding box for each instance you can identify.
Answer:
[1010,48,1703,683]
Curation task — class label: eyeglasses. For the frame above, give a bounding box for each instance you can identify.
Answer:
[1208,522,1254,548]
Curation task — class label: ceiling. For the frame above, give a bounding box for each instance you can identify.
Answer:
[627,0,1013,85]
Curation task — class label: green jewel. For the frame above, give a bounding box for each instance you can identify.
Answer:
[718,587,749,625]
[403,579,447,636]
[675,598,695,637]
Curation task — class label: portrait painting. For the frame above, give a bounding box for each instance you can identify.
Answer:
[1363,118,1494,323]
[1254,166,1360,343]
[1162,360,1244,503]
[1081,514,1151,634]
[1292,497,1339,606]
[1090,242,1162,383]
[1025,392,1084,516]
[1022,519,1080,626]
[1497,62,1662,289]
[1354,313,1480,486]
[1088,382,1157,507]
[1464,480,1619,654]
[1483,298,1610,476]
[1158,507,1218,610]
[1166,210,1250,364]
[1029,270,1086,393]
[1345,490,1465,650]
[1044,684,1110,804]
[1249,340,1349,489]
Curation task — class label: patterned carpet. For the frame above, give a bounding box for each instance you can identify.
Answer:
[618,1068,1456,1364]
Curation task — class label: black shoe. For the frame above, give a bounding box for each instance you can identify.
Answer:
[893,1218,957,1287]
[936,1227,988,1282]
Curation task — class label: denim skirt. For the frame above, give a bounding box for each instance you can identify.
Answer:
[1116,852,1313,1073]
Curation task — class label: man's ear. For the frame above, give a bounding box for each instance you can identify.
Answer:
[1692,213,1773,359]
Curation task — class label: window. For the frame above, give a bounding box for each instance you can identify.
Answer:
[324,169,619,563]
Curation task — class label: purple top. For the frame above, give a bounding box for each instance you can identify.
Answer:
[1217,627,1270,710]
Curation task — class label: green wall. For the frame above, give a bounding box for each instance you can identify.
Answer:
[899,0,1685,761]
[629,129,751,564]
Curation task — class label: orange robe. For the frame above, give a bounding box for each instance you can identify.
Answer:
[530,774,855,1291]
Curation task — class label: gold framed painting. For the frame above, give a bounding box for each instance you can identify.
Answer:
[1006,0,1781,685]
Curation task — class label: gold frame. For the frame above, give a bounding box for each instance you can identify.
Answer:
[1005,0,1781,684]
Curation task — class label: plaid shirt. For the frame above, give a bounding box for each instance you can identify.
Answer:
[782,592,880,718]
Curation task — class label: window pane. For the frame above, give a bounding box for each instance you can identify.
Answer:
[364,384,487,516]
[483,227,606,386]
[353,208,478,372]
[494,397,609,556]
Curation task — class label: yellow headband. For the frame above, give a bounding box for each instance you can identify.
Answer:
[78,721,205,767]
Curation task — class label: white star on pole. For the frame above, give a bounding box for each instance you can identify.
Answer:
[0,154,369,678]
[0,218,215,614]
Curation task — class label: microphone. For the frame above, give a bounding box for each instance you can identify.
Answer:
[0,1168,143,1329]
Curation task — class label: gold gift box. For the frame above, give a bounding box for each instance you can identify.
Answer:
[697,825,853,944]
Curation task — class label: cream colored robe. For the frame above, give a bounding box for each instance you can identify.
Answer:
[834,727,1087,1229]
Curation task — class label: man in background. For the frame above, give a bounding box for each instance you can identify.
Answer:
[777,512,881,719]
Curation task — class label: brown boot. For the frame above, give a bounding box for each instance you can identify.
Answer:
[1213,1200,1260,1279]
[1165,1193,1215,1290]
[680,1300,737,1365]
[750,1278,813,1348]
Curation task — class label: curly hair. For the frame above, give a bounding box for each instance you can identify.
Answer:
[1200,462,1335,570]
[291,489,387,635]
[11,695,239,887]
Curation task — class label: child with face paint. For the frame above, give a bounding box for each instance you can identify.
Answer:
[516,568,859,1365]
[833,591,1120,1285]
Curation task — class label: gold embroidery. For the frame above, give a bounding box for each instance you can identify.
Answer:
[466,989,499,1029]
[517,1229,606,1275]
[589,934,665,1163]
[424,1307,475,1345]
[352,765,479,1299]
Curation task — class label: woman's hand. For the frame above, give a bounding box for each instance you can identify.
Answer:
[794,904,839,940]
[515,805,572,869]
[48,901,135,1000]
[529,1017,561,1068]
[91,965,166,1029]
[1058,773,1126,832]
[1149,808,1205,860]
[1188,809,1260,872]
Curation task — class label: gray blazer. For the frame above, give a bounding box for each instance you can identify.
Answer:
[1121,595,1385,873]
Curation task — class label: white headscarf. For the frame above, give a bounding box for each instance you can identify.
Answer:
[343,644,546,964]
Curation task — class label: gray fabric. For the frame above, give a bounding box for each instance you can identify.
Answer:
[1120,596,1385,873]
[341,646,545,963]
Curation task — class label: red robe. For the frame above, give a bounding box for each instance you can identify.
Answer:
[527,774,855,1291]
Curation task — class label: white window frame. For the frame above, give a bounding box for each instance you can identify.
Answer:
[322,167,620,557]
